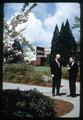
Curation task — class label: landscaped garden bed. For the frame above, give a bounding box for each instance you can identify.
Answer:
[1,89,74,119]
[3,63,80,87]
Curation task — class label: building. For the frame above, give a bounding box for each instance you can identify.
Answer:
[31,47,46,65]
[24,46,51,66]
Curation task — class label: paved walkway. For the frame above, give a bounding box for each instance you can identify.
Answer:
[3,79,80,118]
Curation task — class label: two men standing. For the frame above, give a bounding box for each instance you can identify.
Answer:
[50,54,78,97]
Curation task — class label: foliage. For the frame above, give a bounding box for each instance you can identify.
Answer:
[51,25,59,47]
[3,3,38,63]
[3,64,80,84]
[45,54,51,66]
[2,89,56,119]
[3,38,23,63]
[72,16,80,30]
[51,19,78,66]
[3,63,47,83]
[72,16,80,63]
[31,72,44,82]
[34,66,51,76]
[3,63,35,82]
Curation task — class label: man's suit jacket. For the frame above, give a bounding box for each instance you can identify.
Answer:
[69,62,78,80]
[50,59,62,78]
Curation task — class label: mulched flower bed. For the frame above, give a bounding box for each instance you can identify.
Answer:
[53,99,74,117]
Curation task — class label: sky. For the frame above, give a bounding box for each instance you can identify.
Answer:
[4,3,80,48]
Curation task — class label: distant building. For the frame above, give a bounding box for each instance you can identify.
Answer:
[24,46,51,66]
[31,46,45,65]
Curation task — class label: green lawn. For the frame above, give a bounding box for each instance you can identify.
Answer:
[34,66,51,76]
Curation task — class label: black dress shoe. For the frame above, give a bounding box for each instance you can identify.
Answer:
[71,94,77,97]
[56,93,60,96]
[52,94,55,97]
[67,94,72,97]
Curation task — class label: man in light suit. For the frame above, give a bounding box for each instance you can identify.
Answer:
[67,57,78,97]
[50,54,62,96]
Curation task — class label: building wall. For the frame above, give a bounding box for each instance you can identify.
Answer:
[25,46,51,66]
[31,57,46,66]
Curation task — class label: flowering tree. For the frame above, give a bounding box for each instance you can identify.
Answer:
[3,3,38,63]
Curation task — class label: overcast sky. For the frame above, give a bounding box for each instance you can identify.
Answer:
[4,3,80,48]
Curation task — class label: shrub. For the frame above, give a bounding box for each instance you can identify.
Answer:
[3,64,80,84]
[3,63,47,84]
[2,89,56,119]
[31,72,44,82]
[3,63,35,82]
[34,66,51,76]
[62,67,69,79]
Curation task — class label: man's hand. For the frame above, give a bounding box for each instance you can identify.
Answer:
[67,67,70,70]
[67,64,70,71]
[52,74,54,77]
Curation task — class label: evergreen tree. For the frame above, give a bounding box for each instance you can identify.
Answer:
[51,19,78,66]
[45,54,50,66]
[60,22,64,34]
[51,24,59,57]
[51,24,59,46]
[64,19,77,56]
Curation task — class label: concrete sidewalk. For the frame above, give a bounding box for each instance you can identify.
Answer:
[3,79,80,118]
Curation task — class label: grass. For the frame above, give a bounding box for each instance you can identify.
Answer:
[34,66,51,76]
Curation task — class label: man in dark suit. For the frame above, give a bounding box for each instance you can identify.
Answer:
[50,54,62,96]
[67,57,78,97]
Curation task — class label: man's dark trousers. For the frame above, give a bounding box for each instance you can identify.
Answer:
[52,76,61,95]
[50,59,62,96]
[68,62,78,96]
[69,75,77,96]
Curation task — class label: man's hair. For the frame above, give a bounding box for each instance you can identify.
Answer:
[55,54,61,58]
[70,56,76,61]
